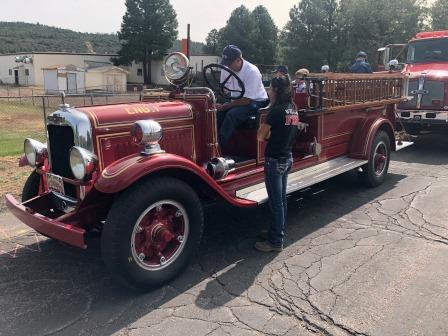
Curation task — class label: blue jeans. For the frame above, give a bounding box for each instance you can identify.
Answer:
[218,100,268,149]
[264,154,293,247]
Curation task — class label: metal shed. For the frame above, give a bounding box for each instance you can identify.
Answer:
[42,64,85,94]
[85,65,128,93]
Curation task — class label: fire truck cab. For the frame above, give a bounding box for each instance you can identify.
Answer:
[6,52,411,289]
[378,30,448,134]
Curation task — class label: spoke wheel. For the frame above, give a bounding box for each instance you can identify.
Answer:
[359,130,391,187]
[101,177,204,290]
[131,200,189,271]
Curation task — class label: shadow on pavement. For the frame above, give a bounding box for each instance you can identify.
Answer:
[0,170,406,335]
[393,132,448,166]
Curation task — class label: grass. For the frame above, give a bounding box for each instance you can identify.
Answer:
[0,101,46,156]
[0,101,45,211]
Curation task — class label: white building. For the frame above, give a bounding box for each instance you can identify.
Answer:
[0,52,115,86]
[0,51,220,88]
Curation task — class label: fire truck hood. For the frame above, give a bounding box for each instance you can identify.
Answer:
[405,62,448,79]
[77,101,193,128]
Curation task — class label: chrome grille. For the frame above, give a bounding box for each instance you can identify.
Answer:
[398,78,445,110]
[47,124,76,197]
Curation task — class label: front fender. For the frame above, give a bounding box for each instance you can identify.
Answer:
[350,116,396,160]
[94,153,256,208]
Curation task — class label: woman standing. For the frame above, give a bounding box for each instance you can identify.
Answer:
[255,76,299,252]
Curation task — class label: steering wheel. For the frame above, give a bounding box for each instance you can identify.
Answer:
[203,63,245,100]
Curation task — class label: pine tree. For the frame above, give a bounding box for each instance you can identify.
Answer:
[251,6,278,65]
[219,6,257,61]
[204,29,221,54]
[115,0,178,84]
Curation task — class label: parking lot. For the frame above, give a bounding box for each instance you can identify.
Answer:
[1,133,448,336]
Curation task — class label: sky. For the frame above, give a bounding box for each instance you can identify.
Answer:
[0,0,299,42]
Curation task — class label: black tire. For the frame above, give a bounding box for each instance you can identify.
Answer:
[360,130,391,187]
[101,177,204,290]
[21,170,41,202]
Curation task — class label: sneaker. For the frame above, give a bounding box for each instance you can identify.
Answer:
[254,240,283,252]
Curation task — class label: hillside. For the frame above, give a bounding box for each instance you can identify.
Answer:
[0,22,206,55]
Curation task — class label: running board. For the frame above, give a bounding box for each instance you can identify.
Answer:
[236,156,368,204]
[395,141,413,151]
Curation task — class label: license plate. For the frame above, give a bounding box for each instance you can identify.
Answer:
[413,115,422,120]
[47,173,65,195]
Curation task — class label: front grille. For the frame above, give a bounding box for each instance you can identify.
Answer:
[48,125,76,197]
[398,79,445,110]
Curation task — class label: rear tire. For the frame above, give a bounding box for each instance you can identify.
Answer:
[360,130,391,187]
[101,177,204,290]
[21,170,41,202]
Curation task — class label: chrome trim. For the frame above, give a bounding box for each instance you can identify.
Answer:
[46,105,93,169]
[184,87,217,105]
[416,73,427,109]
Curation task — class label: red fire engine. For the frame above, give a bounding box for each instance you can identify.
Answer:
[6,52,411,289]
[378,30,448,134]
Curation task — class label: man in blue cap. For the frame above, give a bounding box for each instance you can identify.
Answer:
[350,51,373,73]
[217,45,269,150]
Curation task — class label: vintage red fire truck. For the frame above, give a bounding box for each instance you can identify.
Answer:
[378,30,448,134]
[6,52,411,289]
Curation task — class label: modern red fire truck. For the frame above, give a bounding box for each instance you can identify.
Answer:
[378,30,448,134]
[6,52,411,289]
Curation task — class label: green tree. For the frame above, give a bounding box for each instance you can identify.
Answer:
[251,6,278,65]
[280,0,339,72]
[337,0,426,70]
[219,5,257,61]
[431,0,448,30]
[204,28,221,54]
[115,0,178,84]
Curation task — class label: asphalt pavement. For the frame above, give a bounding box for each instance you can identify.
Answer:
[1,133,448,336]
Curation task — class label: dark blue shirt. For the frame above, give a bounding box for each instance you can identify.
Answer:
[350,60,373,73]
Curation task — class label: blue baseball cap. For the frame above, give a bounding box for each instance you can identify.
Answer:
[357,51,368,58]
[273,65,289,75]
[221,45,242,66]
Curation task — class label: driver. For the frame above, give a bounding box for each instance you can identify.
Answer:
[217,45,269,150]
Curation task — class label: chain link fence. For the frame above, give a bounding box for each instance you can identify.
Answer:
[0,92,141,157]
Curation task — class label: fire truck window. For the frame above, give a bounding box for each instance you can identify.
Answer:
[407,38,448,63]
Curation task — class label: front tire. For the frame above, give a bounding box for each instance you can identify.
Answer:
[101,177,204,290]
[22,170,41,202]
[360,130,391,187]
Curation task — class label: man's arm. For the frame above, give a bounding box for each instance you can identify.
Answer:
[216,97,251,112]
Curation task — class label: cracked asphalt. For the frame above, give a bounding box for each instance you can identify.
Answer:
[1,133,448,336]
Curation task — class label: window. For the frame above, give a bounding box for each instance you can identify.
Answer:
[137,69,143,76]
[25,69,29,76]
[8,69,12,76]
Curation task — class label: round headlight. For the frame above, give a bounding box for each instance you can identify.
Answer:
[24,138,47,167]
[69,146,97,180]
[131,120,163,146]
[163,52,190,84]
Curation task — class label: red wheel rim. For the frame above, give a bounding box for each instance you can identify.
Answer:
[131,200,189,271]
[374,142,387,176]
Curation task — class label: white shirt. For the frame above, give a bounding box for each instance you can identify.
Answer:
[220,59,268,101]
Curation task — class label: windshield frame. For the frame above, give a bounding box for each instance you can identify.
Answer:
[406,37,448,64]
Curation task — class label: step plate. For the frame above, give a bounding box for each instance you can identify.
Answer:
[236,156,368,204]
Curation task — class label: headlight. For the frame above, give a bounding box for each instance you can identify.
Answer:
[24,138,47,167]
[69,146,97,180]
[131,120,164,155]
[163,52,190,85]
